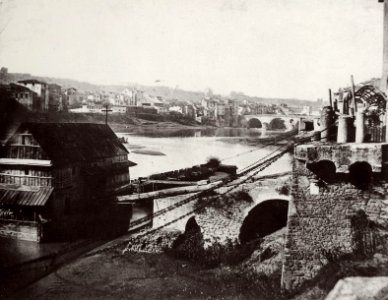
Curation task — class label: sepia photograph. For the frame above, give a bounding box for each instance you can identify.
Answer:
[1,0,388,299]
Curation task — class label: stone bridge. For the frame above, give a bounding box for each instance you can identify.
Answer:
[243,114,320,131]
[152,175,291,245]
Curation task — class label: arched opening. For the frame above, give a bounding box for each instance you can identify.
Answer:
[348,161,372,190]
[268,118,286,130]
[247,118,262,129]
[239,199,288,244]
[306,160,336,183]
[354,85,387,142]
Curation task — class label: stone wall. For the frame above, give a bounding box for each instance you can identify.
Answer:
[281,158,388,291]
[0,219,41,242]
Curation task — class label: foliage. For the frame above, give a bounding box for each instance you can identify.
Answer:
[206,157,221,168]
[277,185,290,196]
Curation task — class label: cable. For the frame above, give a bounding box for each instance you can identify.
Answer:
[125,145,289,229]
[122,146,290,253]
[128,121,338,230]
[122,121,338,249]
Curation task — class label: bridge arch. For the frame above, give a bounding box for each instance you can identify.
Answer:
[239,199,289,244]
[306,160,336,183]
[348,161,372,190]
[247,118,262,129]
[268,118,286,130]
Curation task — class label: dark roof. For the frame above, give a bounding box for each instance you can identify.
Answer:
[18,79,47,85]
[20,123,129,166]
[0,185,53,206]
[9,83,38,94]
[48,83,61,88]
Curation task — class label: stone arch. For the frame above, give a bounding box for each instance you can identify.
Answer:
[306,160,336,183]
[268,118,286,130]
[239,199,289,244]
[348,161,372,190]
[247,118,262,129]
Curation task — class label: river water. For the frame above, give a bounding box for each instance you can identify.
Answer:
[117,128,292,179]
[1,127,293,292]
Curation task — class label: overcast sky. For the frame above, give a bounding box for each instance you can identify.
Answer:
[0,0,384,100]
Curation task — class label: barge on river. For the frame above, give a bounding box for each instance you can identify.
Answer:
[0,122,133,242]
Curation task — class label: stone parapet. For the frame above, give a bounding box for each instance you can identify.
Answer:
[294,143,388,173]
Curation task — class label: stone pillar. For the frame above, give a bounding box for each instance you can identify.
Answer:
[298,119,305,133]
[355,110,365,143]
[385,108,388,143]
[337,115,351,143]
[320,106,334,142]
[382,0,388,94]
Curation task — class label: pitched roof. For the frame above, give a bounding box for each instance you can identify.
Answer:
[9,83,38,94]
[19,123,129,166]
[0,185,53,206]
[17,79,47,85]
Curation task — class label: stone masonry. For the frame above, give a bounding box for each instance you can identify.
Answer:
[281,147,388,291]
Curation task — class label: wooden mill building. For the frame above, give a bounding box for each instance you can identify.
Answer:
[0,122,132,242]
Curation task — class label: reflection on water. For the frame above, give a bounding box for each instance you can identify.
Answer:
[117,128,288,179]
[0,238,67,269]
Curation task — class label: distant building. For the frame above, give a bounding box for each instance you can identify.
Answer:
[69,104,102,113]
[111,105,127,114]
[48,83,62,112]
[0,123,133,242]
[9,83,39,111]
[201,97,219,118]
[169,105,183,114]
[300,106,312,116]
[137,93,166,113]
[0,67,8,82]
[64,87,80,108]
[17,79,49,111]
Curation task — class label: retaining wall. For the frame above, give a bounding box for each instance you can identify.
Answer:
[0,219,41,242]
[281,158,388,291]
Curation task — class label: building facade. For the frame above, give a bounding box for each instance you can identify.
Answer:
[0,123,132,242]
[17,80,49,112]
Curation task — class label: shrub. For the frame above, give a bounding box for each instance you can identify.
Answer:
[206,157,221,168]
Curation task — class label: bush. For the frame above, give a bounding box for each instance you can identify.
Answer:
[206,157,221,168]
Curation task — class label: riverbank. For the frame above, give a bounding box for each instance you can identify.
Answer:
[10,245,282,300]
[8,174,292,299]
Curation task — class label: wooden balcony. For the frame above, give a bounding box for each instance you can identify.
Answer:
[0,173,52,187]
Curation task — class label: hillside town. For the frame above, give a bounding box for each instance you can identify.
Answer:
[0,67,321,128]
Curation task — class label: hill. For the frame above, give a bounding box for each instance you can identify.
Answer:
[1,69,319,107]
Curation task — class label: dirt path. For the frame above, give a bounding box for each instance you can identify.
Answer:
[9,249,274,300]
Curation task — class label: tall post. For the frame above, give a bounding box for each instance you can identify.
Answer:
[339,88,345,114]
[355,110,365,143]
[329,89,333,108]
[350,75,357,114]
[337,115,351,143]
[385,107,388,142]
[320,106,334,142]
[102,105,112,125]
[381,0,388,95]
